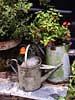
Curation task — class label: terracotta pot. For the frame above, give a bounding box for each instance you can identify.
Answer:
[0,39,21,51]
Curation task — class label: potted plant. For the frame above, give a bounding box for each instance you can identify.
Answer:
[29,8,71,83]
[29,8,70,46]
[0,0,33,50]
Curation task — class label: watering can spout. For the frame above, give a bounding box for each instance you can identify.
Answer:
[41,63,63,83]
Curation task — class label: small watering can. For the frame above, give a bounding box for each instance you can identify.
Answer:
[10,45,62,91]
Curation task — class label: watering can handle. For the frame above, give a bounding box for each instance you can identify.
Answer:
[8,59,18,73]
[24,44,30,63]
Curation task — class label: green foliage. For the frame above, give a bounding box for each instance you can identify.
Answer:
[29,8,70,46]
[67,61,75,99]
[0,0,33,40]
[58,96,66,100]
[72,60,75,75]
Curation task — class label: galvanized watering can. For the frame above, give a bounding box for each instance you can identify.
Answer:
[10,45,62,91]
[46,44,71,83]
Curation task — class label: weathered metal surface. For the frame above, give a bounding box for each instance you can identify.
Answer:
[46,45,71,83]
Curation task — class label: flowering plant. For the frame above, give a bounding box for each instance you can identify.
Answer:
[29,8,71,46]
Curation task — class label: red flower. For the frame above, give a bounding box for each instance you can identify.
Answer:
[63,21,67,25]
[63,21,71,28]
[67,22,71,26]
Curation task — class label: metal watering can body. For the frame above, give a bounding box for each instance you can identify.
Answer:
[18,56,42,91]
[11,56,55,91]
[11,58,62,91]
[10,45,62,91]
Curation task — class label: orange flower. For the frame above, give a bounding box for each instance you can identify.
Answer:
[20,47,26,54]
